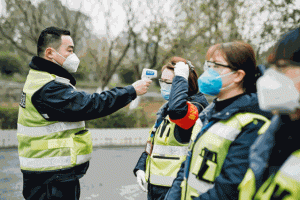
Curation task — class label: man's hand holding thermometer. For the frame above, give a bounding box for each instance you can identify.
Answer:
[132,68,157,96]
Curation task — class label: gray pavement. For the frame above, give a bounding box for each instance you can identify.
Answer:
[0,147,148,200]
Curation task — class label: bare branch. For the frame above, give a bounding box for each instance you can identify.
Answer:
[0,25,35,56]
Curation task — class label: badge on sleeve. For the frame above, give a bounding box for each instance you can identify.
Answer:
[20,92,26,108]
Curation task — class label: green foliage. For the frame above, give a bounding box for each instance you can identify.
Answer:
[0,52,24,76]
[83,107,152,128]
[86,109,137,128]
[71,68,86,81]
[130,107,150,128]
[0,107,18,129]
[119,68,135,84]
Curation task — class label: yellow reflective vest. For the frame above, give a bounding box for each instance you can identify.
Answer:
[239,149,300,200]
[145,117,189,187]
[17,69,93,171]
[181,112,271,200]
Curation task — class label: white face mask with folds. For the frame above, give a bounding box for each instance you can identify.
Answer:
[257,68,300,113]
[52,50,80,73]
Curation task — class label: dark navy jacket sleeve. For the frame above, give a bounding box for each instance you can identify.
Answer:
[133,152,148,176]
[194,120,265,200]
[164,160,185,199]
[249,115,280,190]
[32,80,137,121]
[168,76,207,120]
[168,76,190,119]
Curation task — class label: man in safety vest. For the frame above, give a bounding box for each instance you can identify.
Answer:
[17,26,151,200]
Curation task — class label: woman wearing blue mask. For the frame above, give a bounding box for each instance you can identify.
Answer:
[238,27,300,200]
[133,57,209,200]
[164,41,272,200]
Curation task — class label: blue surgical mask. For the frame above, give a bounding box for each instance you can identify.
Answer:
[198,68,234,96]
[160,82,172,100]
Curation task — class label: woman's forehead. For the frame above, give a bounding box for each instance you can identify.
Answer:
[210,50,227,63]
[161,68,174,79]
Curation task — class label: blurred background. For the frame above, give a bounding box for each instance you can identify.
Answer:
[0,1,299,199]
[0,0,299,129]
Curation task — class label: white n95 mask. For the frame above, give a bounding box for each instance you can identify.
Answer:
[257,68,300,113]
[53,50,80,73]
[62,53,80,73]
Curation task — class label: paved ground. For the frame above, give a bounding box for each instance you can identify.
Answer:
[0,147,148,200]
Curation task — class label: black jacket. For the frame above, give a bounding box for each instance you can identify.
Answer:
[22,56,137,179]
[29,56,137,122]
[248,114,300,192]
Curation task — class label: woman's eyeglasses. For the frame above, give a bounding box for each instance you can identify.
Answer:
[203,60,231,71]
[159,79,172,85]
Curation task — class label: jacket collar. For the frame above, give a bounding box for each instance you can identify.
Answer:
[29,56,76,86]
[200,93,272,122]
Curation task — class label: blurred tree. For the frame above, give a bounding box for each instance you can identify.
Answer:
[1,0,299,87]
[236,0,300,64]
[0,51,24,76]
[119,67,135,84]
[122,0,209,81]
[0,0,92,58]
[78,1,132,90]
[173,0,243,71]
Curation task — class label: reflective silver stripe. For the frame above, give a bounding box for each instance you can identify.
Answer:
[280,155,300,182]
[150,174,175,186]
[196,118,203,127]
[55,76,70,85]
[19,153,92,169]
[187,172,214,194]
[152,145,188,156]
[17,121,85,136]
[42,114,49,119]
[207,122,240,141]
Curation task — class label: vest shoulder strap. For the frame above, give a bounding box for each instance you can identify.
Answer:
[238,168,256,200]
[234,112,271,135]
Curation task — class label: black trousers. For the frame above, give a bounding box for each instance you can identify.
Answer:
[22,162,89,200]
[147,183,170,200]
[23,174,80,200]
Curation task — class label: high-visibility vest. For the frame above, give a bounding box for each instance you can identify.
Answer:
[145,117,189,187]
[181,112,271,200]
[17,69,93,172]
[239,149,300,200]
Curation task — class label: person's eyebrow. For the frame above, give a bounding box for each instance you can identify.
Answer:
[68,45,74,49]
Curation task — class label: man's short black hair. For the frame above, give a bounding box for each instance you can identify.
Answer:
[37,27,70,57]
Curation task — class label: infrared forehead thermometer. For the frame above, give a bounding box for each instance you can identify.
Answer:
[141,68,157,80]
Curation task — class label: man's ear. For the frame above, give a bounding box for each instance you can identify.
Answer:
[233,69,246,84]
[44,48,54,59]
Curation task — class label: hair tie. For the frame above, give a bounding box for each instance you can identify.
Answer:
[187,60,195,70]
